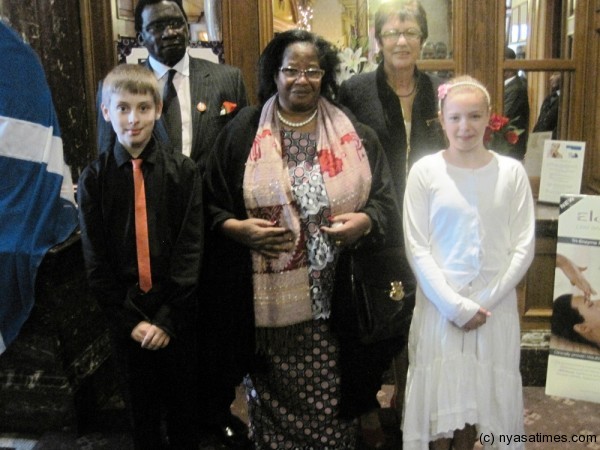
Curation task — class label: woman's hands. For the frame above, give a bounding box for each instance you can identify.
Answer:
[221,218,295,258]
[320,212,372,248]
[220,212,372,257]
[461,307,491,332]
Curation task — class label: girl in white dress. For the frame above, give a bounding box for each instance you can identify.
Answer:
[402,76,535,450]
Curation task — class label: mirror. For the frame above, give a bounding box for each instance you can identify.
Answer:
[506,70,571,140]
[505,0,575,60]
[503,0,574,154]
[529,70,569,140]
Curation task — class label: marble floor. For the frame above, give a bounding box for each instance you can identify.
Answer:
[2,332,599,449]
[2,385,600,450]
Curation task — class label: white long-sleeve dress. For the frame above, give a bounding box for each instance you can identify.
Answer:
[402,151,535,449]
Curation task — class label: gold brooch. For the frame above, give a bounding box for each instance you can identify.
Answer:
[389,281,404,301]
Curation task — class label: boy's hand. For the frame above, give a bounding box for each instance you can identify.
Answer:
[131,321,170,350]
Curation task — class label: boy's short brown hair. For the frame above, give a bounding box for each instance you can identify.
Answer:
[102,63,161,107]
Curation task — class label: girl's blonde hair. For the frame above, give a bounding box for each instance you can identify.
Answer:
[437,75,491,112]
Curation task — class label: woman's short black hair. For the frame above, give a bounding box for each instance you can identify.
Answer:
[551,294,591,345]
[374,0,429,44]
[257,29,340,105]
[134,0,188,35]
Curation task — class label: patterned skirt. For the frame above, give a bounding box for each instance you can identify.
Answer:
[244,320,357,449]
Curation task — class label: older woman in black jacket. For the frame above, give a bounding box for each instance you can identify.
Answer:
[338,0,446,444]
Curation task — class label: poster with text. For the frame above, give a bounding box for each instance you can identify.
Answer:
[524,131,552,178]
[546,194,600,403]
[538,140,586,204]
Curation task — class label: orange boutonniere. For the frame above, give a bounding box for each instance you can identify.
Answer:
[220,101,238,115]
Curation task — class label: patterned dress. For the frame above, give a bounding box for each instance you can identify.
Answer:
[244,130,358,449]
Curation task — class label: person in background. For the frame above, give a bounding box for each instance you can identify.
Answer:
[203,29,399,449]
[433,41,452,79]
[79,64,203,449]
[503,46,530,160]
[434,41,448,59]
[421,41,435,59]
[337,1,446,445]
[403,75,535,449]
[533,71,561,139]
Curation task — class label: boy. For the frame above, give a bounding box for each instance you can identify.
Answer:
[78,64,203,449]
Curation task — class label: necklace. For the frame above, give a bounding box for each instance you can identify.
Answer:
[277,108,318,128]
[396,81,417,98]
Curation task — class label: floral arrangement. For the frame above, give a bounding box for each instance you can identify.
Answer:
[336,38,377,83]
[483,113,524,150]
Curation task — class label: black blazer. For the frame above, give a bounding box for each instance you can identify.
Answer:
[338,64,445,244]
[503,75,530,160]
[533,91,559,139]
[96,55,248,173]
[338,65,444,201]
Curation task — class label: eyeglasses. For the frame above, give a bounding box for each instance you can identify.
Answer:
[380,29,422,42]
[144,18,187,35]
[279,67,325,81]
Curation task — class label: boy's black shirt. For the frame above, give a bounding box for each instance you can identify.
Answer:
[78,137,204,339]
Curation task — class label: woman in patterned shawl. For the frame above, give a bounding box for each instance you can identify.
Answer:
[203,29,399,449]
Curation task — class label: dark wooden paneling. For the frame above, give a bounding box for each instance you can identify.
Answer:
[584,1,600,193]
[464,0,502,109]
[80,0,116,170]
[222,0,262,105]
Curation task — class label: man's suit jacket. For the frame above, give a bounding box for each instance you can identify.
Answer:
[97,55,248,173]
[503,75,530,160]
[533,91,559,139]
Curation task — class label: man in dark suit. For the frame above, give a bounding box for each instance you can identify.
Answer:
[97,1,250,448]
[503,47,530,160]
[533,71,561,139]
[98,0,248,173]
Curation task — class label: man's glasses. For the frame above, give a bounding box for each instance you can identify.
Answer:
[144,18,187,35]
[279,67,325,81]
[381,29,422,42]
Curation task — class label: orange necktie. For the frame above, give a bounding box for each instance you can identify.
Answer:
[131,159,152,292]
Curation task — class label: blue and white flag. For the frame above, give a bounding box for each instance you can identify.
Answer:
[0,22,78,354]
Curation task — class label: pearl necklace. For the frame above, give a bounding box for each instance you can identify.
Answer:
[277,108,318,128]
